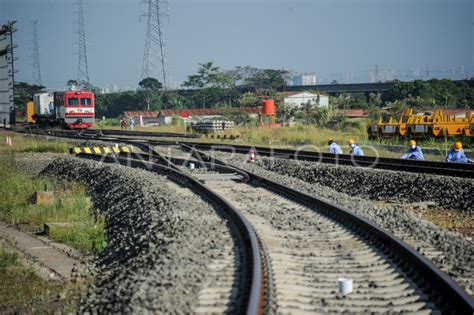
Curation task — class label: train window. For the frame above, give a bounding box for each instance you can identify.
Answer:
[68,98,79,106]
[81,98,91,106]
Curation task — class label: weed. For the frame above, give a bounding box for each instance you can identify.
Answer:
[0,160,106,254]
[0,131,69,154]
[0,243,63,309]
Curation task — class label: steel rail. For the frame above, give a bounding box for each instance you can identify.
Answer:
[83,128,201,139]
[119,151,250,183]
[8,126,199,139]
[7,127,473,178]
[175,142,474,178]
[75,153,265,315]
[179,144,474,313]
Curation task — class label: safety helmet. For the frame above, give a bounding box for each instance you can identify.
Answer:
[454,142,462,151]
[408,140,416,146]
[327,137,334,144]
[348,139,355,145]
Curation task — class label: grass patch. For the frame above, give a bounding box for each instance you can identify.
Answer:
[0,242,63,310]
[0,242,84,312]
[0,131,70,155]
[199,123,367,148]
[0,160,106,254]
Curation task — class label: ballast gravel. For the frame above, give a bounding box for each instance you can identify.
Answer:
[258,158,473,213]
[12,152,69,176]
[213,153,473,213]
[208,151,474,294]
[41,157,240,313]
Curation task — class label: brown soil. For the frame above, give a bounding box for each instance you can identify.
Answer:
[376,201,474,240]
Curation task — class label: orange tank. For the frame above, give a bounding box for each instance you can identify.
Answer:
[262,100,276,115]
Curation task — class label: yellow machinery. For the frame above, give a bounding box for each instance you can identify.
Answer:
[367,109,413,138]
[404,110,433,137]
[429,110,471,137]
[367,108,473,139]
[367,116,399,138]
[26,101,35,123]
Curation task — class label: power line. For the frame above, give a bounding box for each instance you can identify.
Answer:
[75,0,90,86]
[32,20,42,86]
[141,0,168,89]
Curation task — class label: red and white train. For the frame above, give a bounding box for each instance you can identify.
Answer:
[31,90,95,129]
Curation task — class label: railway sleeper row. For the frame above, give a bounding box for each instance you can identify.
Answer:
[64,139,474,313]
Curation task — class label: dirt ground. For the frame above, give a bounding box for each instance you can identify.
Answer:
[376,201,474,241]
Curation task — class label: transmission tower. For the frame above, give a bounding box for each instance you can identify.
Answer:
[75,0,90,86]
[32,21,42,86]
[141,0,168,89]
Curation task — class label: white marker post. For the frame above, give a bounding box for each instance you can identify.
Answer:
[338,278,353,294]
[181,111,190,136]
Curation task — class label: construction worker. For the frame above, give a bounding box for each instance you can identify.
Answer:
[401,139,424,160]
[328,138,343,154]
[348,139,364,156]
[445,142,472,163]
[129,117,135,131]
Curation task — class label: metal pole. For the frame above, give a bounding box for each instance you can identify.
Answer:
[7,21,16,126]
[444,128,448,159]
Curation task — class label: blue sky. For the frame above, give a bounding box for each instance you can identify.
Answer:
[1,0,473,90]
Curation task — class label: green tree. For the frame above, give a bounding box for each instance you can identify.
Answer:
[95,90,142,118]
[238,92,258,107]
[369,93,382,107]
[14,82,46,116]
[233,66,290,95]
[383,79,473,108]
[138,77,163,111]
[302,100,315,124]
[183,62,235,108]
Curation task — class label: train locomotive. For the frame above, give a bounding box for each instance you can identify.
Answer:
[30,90,95,129]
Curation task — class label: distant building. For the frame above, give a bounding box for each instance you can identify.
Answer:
[124,111,160,126]
[282,92,329,108]
[292,73,317,86]
[99,87,110,94]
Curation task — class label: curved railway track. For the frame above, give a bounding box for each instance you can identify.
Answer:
[3,126,474,311]
[72,141,473,313]
[76,152,264,314]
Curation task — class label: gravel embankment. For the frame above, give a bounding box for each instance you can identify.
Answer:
[209,151,474,294]
[41,157,241,313]
[12,152,70,175]
[242,156,473,213]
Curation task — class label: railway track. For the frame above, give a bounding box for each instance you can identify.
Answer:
[76,152,264,314]
[175,142,474,179]
[4,125,200,139]
[4,126,473,178]
[3,127,474,311]
[179,145,474,313]
[72,142,473,313]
